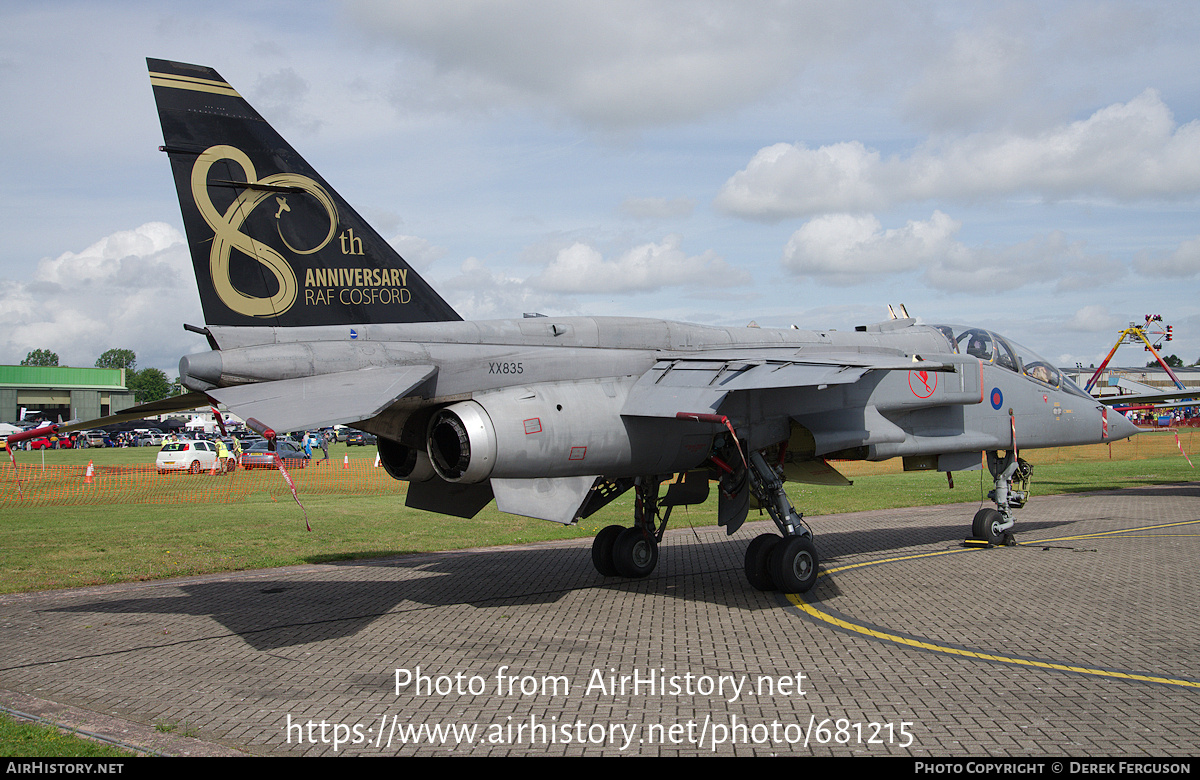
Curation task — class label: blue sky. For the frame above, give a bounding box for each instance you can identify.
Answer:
[2,1,1199,373]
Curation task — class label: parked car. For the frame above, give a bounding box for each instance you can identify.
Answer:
[345,431,377,446]
[138,432,166,447]
[156,439,221,474]
[30,434,72,449]
[239,439,310,469]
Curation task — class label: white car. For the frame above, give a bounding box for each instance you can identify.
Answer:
[138,432,166,447]
[156,440,220,474]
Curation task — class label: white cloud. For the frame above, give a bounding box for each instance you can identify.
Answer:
[0,223,204,372]
[1134,235,1200,277]
[343,0,866,127]
[715,142,889,220]
[902,25,1032,130]
[1064,305,1125,333]
[387,234,447,273]
[533,235,749,293]
[781,211,1120,292]
[782,212,965,285]
[618,196,696,220]
[248,68,323,137]
[717,91,1200,220]
[439,257,560,320]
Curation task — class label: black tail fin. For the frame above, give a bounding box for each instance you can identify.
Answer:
[147,58,461,328]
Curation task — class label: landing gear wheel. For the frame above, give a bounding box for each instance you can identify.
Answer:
[744,533,781,591]
[768,535,819,593]
[972,508,1005,546]
[612,527,659,578]
[591,524,625,577]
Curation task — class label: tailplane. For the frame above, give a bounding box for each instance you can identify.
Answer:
[147,58,461,328]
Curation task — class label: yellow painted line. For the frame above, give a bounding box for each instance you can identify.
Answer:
[1031,519,1200,543]
[149,73,240,98]
[786,518,1200,689]
[819,547,966,577]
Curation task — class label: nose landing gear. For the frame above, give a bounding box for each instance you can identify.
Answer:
[970,450,1031,547]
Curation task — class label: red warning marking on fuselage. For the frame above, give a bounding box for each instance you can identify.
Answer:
[909,370,937,399]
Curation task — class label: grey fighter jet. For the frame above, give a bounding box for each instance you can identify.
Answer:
[7,60,1141,593]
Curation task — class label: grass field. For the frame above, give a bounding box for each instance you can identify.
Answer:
[0,432,1195,595]
[0,713,135,758]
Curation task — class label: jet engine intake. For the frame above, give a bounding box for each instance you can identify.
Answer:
[427,402,497,483]
[425,380,715,484]
[377,436,436,483]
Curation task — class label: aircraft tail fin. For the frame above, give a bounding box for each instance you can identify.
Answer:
[147,58,461,328]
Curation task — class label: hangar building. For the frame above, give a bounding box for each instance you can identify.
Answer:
[0,365,136,423]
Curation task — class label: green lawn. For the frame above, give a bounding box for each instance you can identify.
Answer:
[1,438,1194,594]
[0,713,135,758]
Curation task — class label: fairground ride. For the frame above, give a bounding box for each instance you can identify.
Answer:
[1084,315,1186,395]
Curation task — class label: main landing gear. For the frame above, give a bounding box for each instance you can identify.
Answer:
[588,450,823,594]
[970,449,1031,546]
[590,477,668,579]
[740,450,819,594]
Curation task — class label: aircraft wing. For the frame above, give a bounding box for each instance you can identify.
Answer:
[9,392,217,437]
[621,353,951,418]
[206,365,437,433]
[10,366,437,443]
[1096,389,1199,406]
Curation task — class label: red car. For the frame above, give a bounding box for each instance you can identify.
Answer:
[30,435,72,450]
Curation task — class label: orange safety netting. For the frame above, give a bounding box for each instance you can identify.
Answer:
[1,458,404,507]
[2,430,1194,508]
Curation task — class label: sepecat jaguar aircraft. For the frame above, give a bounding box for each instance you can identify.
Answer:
[6,59,1141,593]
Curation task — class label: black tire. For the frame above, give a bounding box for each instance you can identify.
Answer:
[972,508,1005,545]
[612,527,659,578]
[591,525,625,577]
[744,533,781,591]
[768,535,820,593]
[189,460,201,475]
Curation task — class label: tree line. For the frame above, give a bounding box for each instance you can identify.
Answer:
[19,348,178,403]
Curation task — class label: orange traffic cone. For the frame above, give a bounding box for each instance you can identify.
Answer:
[343,454,349,469]
[84,460,95,485]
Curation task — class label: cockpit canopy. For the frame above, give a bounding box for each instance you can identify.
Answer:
[931,325,1092,400]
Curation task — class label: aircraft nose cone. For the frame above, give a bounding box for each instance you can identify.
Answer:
[1106,407,1141,442]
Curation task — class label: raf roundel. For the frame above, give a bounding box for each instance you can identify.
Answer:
[990,387,1004,410]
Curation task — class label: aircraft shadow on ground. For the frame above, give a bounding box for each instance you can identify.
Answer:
[47,485,1193,652]
[1040,481,1200,499]
[24,530,963,650]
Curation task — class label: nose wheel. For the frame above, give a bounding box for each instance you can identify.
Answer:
[971,508,1011,546]
[969,449,1029,546]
